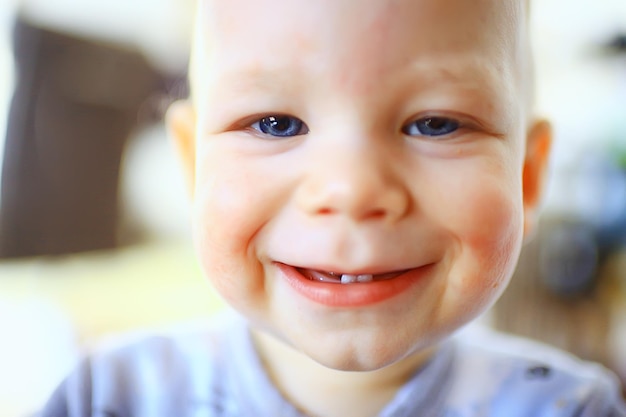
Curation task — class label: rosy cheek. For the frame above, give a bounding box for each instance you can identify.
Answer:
[468,191,523,284]
[439,169,523,284]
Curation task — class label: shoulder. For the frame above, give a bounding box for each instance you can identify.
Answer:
[40,312,247,417]
[446,326,626,417]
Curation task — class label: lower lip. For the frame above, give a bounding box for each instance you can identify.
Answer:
[276,263,433,308]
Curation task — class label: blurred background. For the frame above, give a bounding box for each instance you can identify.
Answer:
[0,0,625,415]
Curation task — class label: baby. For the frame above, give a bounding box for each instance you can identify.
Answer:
[41,0,626,416]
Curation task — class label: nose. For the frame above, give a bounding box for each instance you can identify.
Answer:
[294,139,410,223]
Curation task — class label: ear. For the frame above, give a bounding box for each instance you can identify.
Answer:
[522,119,552,239]
[166,100,197,197]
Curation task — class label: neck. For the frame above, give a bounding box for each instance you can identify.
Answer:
[251,330,437,417]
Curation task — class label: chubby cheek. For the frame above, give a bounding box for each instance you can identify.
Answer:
[190,151,272,308]
[437,166,524,316]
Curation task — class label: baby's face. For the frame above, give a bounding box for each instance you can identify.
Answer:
[177,0,548,370]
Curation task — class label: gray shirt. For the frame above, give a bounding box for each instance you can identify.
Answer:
[40,314,626,417]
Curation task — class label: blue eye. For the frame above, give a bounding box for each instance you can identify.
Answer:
[403,117,459,137]
[253,115,308,137]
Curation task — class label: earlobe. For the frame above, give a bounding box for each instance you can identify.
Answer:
[166,100,197,197]
[522,119,552,239]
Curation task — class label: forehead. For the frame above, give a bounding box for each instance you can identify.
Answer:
[193,0,526,105]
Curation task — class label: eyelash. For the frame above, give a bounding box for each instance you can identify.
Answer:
[247,114,462,139]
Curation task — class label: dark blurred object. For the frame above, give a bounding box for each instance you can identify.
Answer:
[605,32,626,54]
[0,17,184,259]
[538,153,626,298]
[538,218,598,297]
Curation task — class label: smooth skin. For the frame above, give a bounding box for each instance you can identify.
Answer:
[167,0,552,416]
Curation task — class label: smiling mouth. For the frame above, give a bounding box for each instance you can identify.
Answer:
[296,268,408,284]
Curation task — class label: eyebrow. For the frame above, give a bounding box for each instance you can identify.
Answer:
[204,66,302,101]
[411,53,512,89]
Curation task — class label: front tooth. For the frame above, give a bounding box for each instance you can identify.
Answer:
[341,274,359,284]
[357,274,374,282]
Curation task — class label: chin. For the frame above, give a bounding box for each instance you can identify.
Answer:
[296,330,430,372]
[309,351,393,372]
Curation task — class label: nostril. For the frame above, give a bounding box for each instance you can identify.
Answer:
[367,209,387,219]
[317,208,334,215]
[316,206,387,218]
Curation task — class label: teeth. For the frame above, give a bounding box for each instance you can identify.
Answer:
[341,274,358,284]
[298,268,404,284]
[340,274,374,284]
[357,274,374,282]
